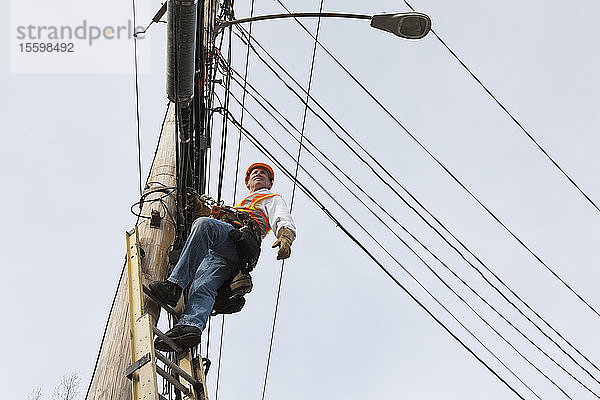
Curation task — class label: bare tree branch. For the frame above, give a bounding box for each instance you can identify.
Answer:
[51,372,80,400]
[27,388,42,400]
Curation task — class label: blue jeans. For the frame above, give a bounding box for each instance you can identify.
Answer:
[167,217,240,331]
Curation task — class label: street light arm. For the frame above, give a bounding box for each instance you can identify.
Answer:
[216,11,431,39]
[216,12,372,32]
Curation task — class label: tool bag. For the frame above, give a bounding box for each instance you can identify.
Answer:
[209,221,259,315]
[218,206,260,314]
[228,225,261,273]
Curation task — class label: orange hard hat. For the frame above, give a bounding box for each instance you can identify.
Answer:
[245,163,274,185]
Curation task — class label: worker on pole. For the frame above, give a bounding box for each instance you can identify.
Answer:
[149,163,296,351]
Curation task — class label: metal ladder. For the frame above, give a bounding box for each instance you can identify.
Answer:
[125,227,209,400]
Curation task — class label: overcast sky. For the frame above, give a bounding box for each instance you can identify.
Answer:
[2,0,600,399]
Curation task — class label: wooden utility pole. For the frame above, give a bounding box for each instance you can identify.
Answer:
[87,0,220,397]
[87,105,177,400]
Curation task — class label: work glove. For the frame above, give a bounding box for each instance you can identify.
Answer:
[271,227,295,260]
[188,194,211,217]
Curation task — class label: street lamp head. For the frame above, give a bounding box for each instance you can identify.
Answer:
[370,12,431,39]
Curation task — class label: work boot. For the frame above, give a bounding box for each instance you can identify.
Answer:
[154,325,202,352]
[148,280,182,307]
[229,271,253,297]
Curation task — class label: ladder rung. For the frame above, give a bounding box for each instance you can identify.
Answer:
[155,351,202,393]
[156,365,191,396]
[143,285,181,319]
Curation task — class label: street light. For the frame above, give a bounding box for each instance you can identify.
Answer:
[215,12,432,39]
[371,12,431,39]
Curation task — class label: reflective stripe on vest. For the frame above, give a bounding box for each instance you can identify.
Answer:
[234,192,279,240]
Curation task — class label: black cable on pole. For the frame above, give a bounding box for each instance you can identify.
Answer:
[227,83,600,397]
[212,5,232,396]
[205,315,211,364]
[233,22,600,324]
[216,25,233,202]
[228,113,530,400]
[241,13,600,377]
[171,0,184,245]
[206,14,229,194]
[400,0,600,214]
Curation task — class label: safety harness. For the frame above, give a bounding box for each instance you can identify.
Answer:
[196,193,279,315]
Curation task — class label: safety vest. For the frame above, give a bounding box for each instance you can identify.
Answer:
[233,192,279,240]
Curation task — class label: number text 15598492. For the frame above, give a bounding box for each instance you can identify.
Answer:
[19,42,75,53]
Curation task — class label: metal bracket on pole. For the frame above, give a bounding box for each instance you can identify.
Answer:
[125,353,152,380]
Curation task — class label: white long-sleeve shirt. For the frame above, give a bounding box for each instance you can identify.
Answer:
[237,188,296,239]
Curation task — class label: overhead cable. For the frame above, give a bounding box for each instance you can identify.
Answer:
[399,0,600,214]
[132,0,144,197]
[227,85,600,398]
[214,316,226,400]
[227,111,530,400]
[274,0,600,321]
[229,28,600,386]
[233,22,600,323]
[227,62,600,384]
[227,75,600,394]
[260,3,324,399]
[240,15,600,378]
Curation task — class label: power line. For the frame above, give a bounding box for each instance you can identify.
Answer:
[227,86,600,398]
[243,7,600,381]
[232,22,600,324]
[132,0,143,197]
[214,315,226,400]
[227,75,600,395]
[273,0,600,320]
[400,0,600,214]
[227,111,531,400]
[260,2,324,399]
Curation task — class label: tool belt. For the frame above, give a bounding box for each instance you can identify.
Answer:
[209,203,261,274]
[194,194,261,314]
